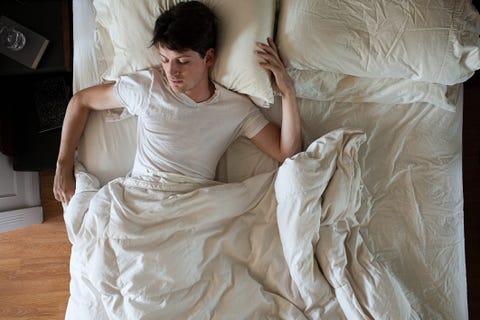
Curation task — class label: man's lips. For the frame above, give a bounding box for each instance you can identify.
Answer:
[170,79,183,85]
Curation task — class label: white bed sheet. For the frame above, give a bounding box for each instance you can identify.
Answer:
[72,0,107,93]
[70,0,468,319]
[303,97,466,319]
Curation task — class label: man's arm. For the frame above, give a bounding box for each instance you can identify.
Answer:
[54,83,121,203]
[251,38,301,162]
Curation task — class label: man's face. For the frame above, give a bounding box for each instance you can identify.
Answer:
[158,46,214,102]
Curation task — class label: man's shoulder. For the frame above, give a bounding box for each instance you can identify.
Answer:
[123,68,156,80]
[115,68,167,93]
[115,70,148,89]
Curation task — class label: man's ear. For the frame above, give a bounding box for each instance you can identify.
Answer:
[205,48,215,67]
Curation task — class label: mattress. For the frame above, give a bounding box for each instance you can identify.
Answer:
[67,0,471,319]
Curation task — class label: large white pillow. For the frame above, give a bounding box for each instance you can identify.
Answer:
[92,0,276,106]
[276,0,480,85]
[287,69,460,112]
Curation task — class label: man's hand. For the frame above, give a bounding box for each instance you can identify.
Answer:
[256,37,295,98]
[53,163,76,204]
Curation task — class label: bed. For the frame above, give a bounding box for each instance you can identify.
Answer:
[64,0,479,319]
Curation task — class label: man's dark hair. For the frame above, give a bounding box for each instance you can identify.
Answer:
[152,1,218,57]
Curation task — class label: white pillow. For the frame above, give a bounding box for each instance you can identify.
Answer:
[92,0,276,106]
[287,69,459,112]
[276,0,480,85]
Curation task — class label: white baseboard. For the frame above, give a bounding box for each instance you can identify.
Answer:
[0,206,43,233]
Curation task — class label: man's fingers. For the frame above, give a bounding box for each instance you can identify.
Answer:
[256,42,280,61]
[256,38,286,72]
[257,61,282,77]
[54,190,65,203]
[53,184,74,203]
[53,187,62,202]
[255,51,282,69]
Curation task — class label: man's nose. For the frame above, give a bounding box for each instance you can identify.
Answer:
[168,62,179,76]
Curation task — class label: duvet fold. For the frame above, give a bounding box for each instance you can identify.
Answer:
[276,129,418,320]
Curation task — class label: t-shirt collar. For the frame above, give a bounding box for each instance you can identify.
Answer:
[158,70,220,107]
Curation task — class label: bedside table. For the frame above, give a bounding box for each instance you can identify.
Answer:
[0,0,72,171]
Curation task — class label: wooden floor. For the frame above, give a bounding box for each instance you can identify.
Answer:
[0,83,479,319]
[0,170,70,320]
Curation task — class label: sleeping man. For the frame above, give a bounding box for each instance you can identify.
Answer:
[53,1,301,203]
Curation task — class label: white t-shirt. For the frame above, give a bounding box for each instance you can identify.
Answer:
[114,68,269,180]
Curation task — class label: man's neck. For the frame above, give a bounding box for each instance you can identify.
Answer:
[185,79,215,103]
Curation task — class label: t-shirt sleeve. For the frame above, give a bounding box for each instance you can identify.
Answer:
[113,71,153,116]
[240,105,270,139]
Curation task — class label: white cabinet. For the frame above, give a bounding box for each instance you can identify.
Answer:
[0,153,42,232]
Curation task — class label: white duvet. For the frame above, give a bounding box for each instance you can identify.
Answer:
[64,129,414,319]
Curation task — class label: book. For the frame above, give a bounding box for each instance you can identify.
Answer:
[33,76,69,133]
[0,16,49,69]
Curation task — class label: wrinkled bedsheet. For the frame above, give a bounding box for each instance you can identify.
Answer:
[64,129,415,319]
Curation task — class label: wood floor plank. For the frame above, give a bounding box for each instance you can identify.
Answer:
[0,292,69,320]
